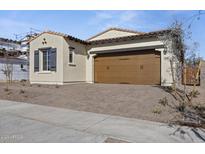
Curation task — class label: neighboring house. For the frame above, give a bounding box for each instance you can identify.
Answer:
[0,37,21,51]
[0,37,21,57]
[0,36,29,81]
[0,57,29,81]
[29,27,177,86]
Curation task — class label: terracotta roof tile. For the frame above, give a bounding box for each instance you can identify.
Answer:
[29,28,171,45]
[86,27,144,41]
[88,29,171,45]
[29,30,88,44]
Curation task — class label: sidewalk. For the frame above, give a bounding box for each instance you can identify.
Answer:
[0,100,204,143]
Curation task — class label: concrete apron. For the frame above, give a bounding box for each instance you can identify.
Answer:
[0,100,204,143]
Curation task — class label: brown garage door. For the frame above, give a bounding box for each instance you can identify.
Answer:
[94,50,161,85]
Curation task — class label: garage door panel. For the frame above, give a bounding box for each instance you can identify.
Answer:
[95,65,159,74]
[95,59,139,65]
[94,65,143,72]
[94,50,161,85]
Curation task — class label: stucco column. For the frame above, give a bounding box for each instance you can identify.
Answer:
[155,48,165,86]
[86,52,96,83]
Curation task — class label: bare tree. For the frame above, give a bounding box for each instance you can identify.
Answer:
[158,20,185,92]
[1,50,13,90]
[157,13,205,128]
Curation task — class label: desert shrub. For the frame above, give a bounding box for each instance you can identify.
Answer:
[4,88,9,92]
[158,97,168,106]
[167,86,174,92]
[193,104,205,112]
[152,107,162,114]
[7,91,12,95]
[176,103,186,112]
[161,86,174,93]
[19,89,25,94]
[20,79,27,83]
[189,90,200,98]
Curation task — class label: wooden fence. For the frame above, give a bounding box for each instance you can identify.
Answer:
[182,66,200,86]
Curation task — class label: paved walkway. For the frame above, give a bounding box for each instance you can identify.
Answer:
[0,100,204,143]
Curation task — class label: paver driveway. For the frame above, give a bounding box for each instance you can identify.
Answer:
[0,100,204,143]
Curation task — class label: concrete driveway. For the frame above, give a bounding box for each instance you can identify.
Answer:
[0,100,204,143]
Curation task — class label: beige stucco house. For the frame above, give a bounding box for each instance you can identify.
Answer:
[29,28,176,86]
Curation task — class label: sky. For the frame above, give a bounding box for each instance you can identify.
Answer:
[0,10,204,58]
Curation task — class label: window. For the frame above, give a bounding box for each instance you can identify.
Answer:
[68,47,75,64]
[43,49,51,71]
[42,48,56,71]
[20,64,24,69]
[34,50,39,72]
[69,51,74,64]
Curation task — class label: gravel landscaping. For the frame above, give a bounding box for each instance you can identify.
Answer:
[0,82,204,123]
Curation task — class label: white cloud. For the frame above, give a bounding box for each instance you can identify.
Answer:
[0,18,36,39]
[120,11,137,22]
[88,11,116,25]
[0,18,33,29]
[88,11,150,32]
[95,11,113,20]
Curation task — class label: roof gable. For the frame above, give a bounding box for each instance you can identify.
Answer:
[87,28,143,41]
[89,29,171,45]
[29,31,87,44]
[28,28,170,46]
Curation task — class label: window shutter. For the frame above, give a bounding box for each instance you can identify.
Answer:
[34,50,39,72]
[50,48,57,71]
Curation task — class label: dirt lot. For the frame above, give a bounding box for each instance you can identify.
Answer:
[0,82,204,123]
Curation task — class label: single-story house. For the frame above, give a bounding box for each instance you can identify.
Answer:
[29,27,177,86]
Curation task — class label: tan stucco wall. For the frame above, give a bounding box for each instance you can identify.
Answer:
[86,53,95,83]
[62,38,87,82]
[30,33,175,86]
[86,37,174,86]
[89,29,138,41]
[30,33,87,84]
[88,38,164,52]
[157,48,173,86]
[30,33,64,84]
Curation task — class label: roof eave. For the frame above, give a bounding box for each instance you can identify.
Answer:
[86,27,144,41]
[88,29,171,45]
[29,31,88,45]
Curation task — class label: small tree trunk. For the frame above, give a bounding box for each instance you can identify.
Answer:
[190,60,202,103]
[4,64,9,89]
[183,64,187,104]
[10,64,13,83]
